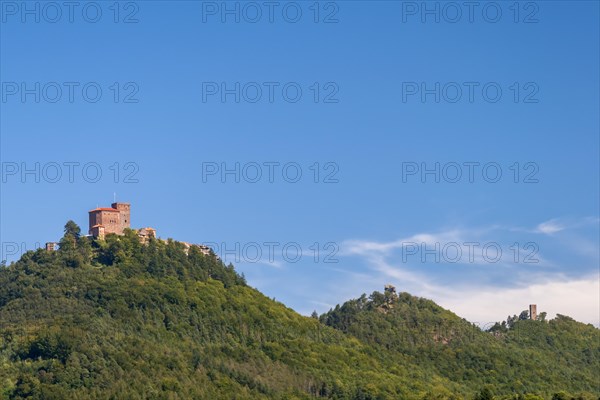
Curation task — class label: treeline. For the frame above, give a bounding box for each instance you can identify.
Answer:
[0,222,598,399]
[320,290,599,398]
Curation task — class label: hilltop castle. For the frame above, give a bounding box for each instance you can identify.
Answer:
[89,202,131,238]
[86,202,210,255]
[88,202,156,243]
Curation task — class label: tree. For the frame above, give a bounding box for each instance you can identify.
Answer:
[60,221,82,249]
[474,387,494,400]
[58,221,85,267]
[518,310,529,320]
[506,315,518,329]
[311,311,319,319]
[487,322,507,334]
[64,220,81,239]
[369,291,385,306]
[13,375,39,398]
[537,312,547,322]
[552,392,569,400]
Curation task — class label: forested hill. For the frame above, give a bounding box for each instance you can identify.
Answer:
[320,289,599,397]
[0,222,598,400]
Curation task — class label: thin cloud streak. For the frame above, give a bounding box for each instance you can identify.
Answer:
[335,219,600,325]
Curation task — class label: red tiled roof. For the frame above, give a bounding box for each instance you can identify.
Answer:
[89,207,119,213]
[91,224,104,228]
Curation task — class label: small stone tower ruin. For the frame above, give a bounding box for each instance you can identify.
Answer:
[529,304,537,320]
[383,284,398,305]
[384,284,396,295]
[45,242,58,251]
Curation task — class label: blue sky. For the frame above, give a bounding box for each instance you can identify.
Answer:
[1,1,598,325]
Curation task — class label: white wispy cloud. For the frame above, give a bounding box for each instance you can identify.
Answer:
[341,229,465,256]
[330,219,600,325]
[437,274,600,326]
[534,219,566,235]
[239,259,285,269]
[512,216,600,235]
[341,227,553,268]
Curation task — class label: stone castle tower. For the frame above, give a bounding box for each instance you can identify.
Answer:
[89,202,131,238]
[529,304,537,320]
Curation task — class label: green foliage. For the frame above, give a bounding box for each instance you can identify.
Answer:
[0,226,598,399]
[519,310,530,321]
[551,392,569,400]
[320,291,600,398]
[475,388,494,400]
[63,220,81,238]
[0,229,429,399]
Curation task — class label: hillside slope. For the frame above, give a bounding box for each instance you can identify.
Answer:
[0,224,457,399]
[0,223,598,399]
[320,289,600,398]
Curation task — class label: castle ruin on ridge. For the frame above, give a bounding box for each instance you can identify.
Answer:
[529,304,537,320]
